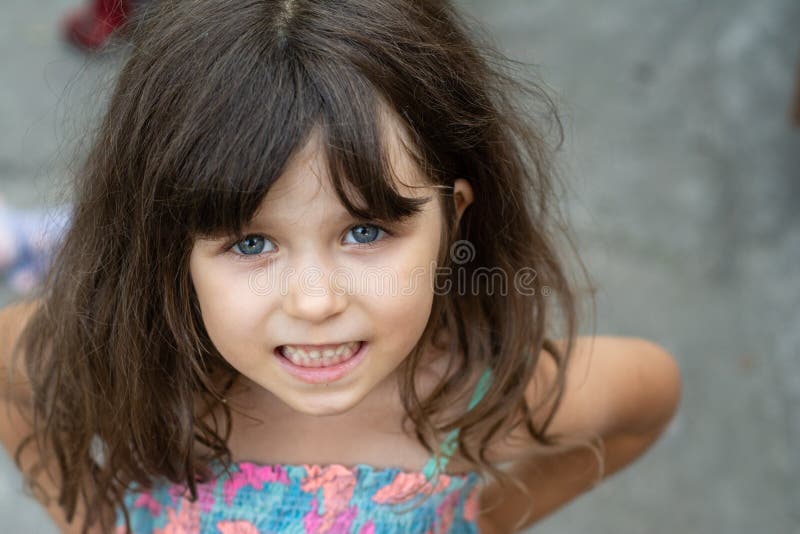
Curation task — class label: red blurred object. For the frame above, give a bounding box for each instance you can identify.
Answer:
[60,0,132,51]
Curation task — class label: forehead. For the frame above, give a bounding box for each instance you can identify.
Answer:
[184,91,439,242]
[254,108,431,221]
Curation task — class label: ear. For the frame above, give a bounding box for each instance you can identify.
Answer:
[452,178,474,225]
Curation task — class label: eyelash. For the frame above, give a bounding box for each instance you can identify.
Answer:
[223,223,395,262]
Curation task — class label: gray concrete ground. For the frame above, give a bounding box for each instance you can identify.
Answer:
[1,0,799,532]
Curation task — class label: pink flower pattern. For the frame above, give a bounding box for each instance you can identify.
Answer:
[372,472,451,505]
[428,490,461,534]
[132,492,162,517]
[166,481,217,513]
[462,484,481,522]
[223,463,290,505]
[154,498,201,534]
[358,520,376,534]
[300,465,359,533]
[217,520,261,534]
[118,463,479,533]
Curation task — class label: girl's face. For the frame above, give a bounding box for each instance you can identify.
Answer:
[189,125,472,418]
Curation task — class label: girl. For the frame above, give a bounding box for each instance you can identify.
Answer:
[0,0,682,533]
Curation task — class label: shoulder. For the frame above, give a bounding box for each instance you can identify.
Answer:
[477,336,681,464]
[0,298,109,534]
[0,297,42,345]
[0,297,42,405]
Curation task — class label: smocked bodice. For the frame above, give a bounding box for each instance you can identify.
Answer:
[114,459,483,533]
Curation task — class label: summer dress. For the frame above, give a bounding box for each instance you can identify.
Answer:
[114,368,494,534]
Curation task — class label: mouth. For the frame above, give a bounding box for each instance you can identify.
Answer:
[274,341,367,384]
[278,341,362,367]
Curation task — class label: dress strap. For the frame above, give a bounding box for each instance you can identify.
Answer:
[421,367,493,480]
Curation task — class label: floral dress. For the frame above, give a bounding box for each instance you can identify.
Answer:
[114,369,494,534]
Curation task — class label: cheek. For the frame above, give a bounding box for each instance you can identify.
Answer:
[190,260,265,362]
[361,255,437,341]
[365,288,433,363]
[386,227,441,285]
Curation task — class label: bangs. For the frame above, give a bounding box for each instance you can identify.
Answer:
[150,39,434,242]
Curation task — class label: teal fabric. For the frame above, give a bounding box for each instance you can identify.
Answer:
[114,368,493,533]
[421,367,493,481]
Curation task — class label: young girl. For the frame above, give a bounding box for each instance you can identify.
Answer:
[0,0,682,533]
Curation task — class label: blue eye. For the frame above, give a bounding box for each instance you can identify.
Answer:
[230,235,276,257]
[227,223,392,261]
[344,224,389,246]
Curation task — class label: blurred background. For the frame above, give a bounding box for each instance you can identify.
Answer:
[1,0,799,532]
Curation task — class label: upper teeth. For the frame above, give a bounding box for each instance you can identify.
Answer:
[281,341,360,360]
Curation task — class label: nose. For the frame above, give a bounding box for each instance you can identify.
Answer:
[282,257,348,322]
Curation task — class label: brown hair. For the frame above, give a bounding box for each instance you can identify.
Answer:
[9,0,596,532]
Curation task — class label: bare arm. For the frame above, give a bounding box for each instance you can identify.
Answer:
[477,336,682,533]
[0,299,104,534]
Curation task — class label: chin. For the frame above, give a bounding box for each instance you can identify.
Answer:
[285,393,362,417]
[300,405,351,417]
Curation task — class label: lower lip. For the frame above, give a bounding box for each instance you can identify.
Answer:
[274,341,368,384]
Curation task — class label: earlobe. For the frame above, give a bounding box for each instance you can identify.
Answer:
[452,178,474,223]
